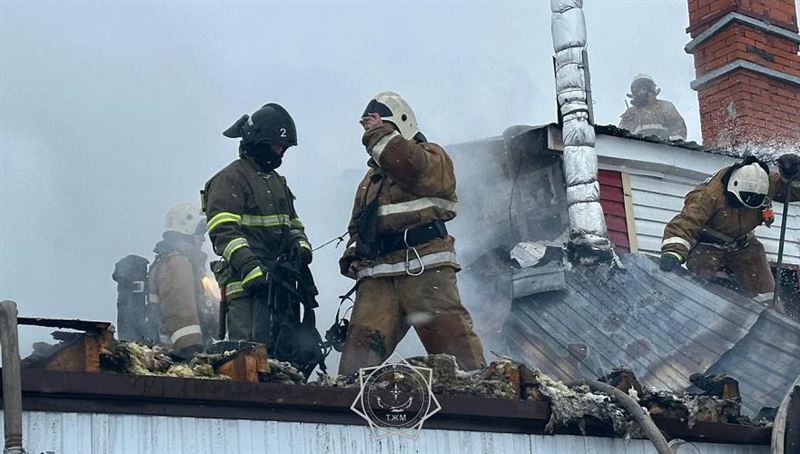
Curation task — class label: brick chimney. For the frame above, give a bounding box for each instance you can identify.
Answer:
[686,0,800,149]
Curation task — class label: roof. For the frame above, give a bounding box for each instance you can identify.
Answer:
[594,124,716,154]
[10,369,772,450]
[504,252,800,415]
[707,309,800,413]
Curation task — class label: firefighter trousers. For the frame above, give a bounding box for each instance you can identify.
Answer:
[338,266,486,376]
[686,238,774,297]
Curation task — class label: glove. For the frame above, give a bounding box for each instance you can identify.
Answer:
[659,252,683,272]
[241,259,270,294]
[288,239,313,267]
[778,153,800,181]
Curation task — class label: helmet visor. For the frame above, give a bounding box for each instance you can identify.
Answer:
[362,99,392,118]
[740,192,767,209]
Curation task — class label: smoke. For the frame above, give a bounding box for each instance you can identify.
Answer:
[4,1,768,370]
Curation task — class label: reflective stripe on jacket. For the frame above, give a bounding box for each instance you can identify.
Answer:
[203,156,310,282]
[340,125,459,280]
[619,99,687,141]
[661,167,800,260]
[148,253,204,352]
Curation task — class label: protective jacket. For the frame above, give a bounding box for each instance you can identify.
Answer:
[203,156,310,298]
[662,167,800,261]
[148,239,213,353]
[339,124,459,280]
[619,99,687,140]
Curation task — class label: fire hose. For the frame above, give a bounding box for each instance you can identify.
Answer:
[566,379,671,454]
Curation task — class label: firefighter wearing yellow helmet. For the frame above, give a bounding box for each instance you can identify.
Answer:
[619,74,687,141]
[660,154,800,297]
[337,91,486,375]
[147,203,217,359]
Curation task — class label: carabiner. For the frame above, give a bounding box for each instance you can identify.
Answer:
[403,228,425,276]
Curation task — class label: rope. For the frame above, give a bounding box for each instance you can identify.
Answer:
[312,231,348,252]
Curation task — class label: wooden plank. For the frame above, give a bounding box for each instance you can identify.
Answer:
[600,200,626,217]
[599,187,625,203]
[605,215,628,233]
[215,345,270,383]
[43,329,113,373]
[598,170,624,188]
[621,172,639,253]
[608,230,630,249]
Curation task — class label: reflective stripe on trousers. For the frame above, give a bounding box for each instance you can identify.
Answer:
[170,324,202,345]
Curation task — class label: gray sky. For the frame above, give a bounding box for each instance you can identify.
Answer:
[1,1,775,360]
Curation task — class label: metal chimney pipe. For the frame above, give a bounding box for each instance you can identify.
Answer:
[550,0,614,261]
[0,301,25,454]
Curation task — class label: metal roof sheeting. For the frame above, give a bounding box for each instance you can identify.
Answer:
[505,252,800,414]
[707,309,800,414]
[8,411,768,454]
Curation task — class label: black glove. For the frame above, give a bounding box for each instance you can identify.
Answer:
[659,252,682,272]
[241,259,270,294]
[778,153,800,181]
[288,239,313,266]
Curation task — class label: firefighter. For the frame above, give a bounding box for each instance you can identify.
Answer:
[203,103,322,371]
[619,74,687,141]
[660,154,800,297]
[148,203,216,359]
[337,91,486,375]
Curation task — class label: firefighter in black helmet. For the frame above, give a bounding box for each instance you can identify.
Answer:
[202,103,325,376]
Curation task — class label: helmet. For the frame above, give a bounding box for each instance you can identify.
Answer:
[165,203,206,235]
[727,162,770,208]
[223,103,297,147]
[362,91,420,140]
[630,73,659,94]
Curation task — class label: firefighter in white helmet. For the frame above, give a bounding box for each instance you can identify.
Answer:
[148,203,218,359]
[619,74,687,141]
[337,91,486,375]
[660,154,800,298]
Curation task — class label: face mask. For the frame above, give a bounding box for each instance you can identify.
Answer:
[739,191,768,209]
[246,142,282,168]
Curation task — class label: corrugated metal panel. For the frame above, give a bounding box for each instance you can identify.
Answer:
[6,411,768,454]
[505,252,800,413]
[628,172,800,265]
[707,309,800,414]
[599,169,630,252]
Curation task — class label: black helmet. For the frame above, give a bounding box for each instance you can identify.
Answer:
[223,103,297,147]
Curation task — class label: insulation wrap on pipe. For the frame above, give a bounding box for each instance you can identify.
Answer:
[550,0,610,248]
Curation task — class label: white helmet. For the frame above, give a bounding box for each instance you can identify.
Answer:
[631,73,660,94]
[363,91,420,140]
[165,203,206,235]
[727,162,770,208]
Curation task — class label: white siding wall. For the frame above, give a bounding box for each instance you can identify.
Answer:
[628,172,800,265]
[5,411,768,454]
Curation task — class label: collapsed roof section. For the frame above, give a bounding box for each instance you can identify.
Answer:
[448,123,800,415]
[504,252,800,415]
